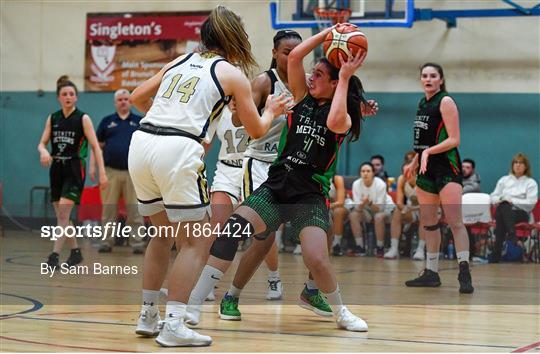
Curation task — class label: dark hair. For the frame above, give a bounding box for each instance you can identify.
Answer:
[462,158,475,169]
[370,154,385,165]
[270,30,302,69]
[420,62,446,91]
[358,162,374,175]
[56,75,78,96]
[316,57,367,142]
[199,6,257,76]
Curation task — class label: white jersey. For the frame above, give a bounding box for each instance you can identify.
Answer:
[210,107,248,167]
[141,52,229,143]
[244,69,289,162]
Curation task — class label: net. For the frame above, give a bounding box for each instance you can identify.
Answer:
[313,7,352,30]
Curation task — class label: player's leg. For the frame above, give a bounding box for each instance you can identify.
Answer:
[99,167,121,253]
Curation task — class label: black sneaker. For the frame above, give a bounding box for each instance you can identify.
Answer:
[376,246,384,258]
[98,244,112,253]
[332,244,343,256]
[405,269,441,287]
[347,245,366,257]
[458,261,474,294]
[65,248,83,267]
[46,252,60,269]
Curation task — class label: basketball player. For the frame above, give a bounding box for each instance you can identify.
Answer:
[38,76,108,269]
[197,27,371,332]
[128,6,290,347]
[404,63,474,294]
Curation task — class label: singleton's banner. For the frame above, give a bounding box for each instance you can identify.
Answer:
[84,12,209,91]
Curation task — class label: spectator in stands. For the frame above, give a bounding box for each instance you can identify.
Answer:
[462,158,481,194]
[384,163,425,260]
[404,150,416,164]
[329,175,348,256]
[90,89,145,254]
[371,154,388,183]
[489,153,538,263]
[348,162,395,257]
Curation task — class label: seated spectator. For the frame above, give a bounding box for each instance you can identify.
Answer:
[329,175,347,256]
[403,150,416,164]
[384,163,425,260]
[462,158,481,194]
[371,154,389,183]
[489,153,538,263]
[348,162,395,257]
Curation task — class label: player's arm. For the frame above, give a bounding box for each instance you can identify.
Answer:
[427,96,460,155]
[396,175,406,210]
[232,74,270,127]
[82,115,108,189]
[37,116,52,167]
[330,175,346,208]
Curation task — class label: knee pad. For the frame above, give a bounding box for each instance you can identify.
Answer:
[210,236,238,261]
[210,214,255,261]
[424,222,442,231]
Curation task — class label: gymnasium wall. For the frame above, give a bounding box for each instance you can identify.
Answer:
[1,1,539,216]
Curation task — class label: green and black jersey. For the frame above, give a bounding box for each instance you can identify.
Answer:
[50,108,88,161]
[413,90,461,175]
[268,94,346,198]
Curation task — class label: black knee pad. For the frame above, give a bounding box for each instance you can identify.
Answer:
[210,236,238,261]
[424,222,442,231]
[210,214,255,261]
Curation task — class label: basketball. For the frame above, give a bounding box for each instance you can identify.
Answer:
[323,23,368,69]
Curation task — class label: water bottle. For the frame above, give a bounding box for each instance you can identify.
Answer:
[447,239,455,260]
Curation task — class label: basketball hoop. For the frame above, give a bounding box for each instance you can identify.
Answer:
[313,7,352,31]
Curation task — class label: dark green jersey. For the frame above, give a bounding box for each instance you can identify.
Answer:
[50,108,88,160]
[270,94,346,197]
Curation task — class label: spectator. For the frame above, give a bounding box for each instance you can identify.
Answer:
[403,150,416,164]
[462,158,481,194]
[489,153,538,263]
[329,175,348,256]
[371,154,389,183]
[90,88,145,254]
[348,162,395,257]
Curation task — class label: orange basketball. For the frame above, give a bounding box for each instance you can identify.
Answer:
[322,23,368,69]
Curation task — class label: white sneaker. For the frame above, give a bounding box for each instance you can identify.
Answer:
[185,304,201,326]
[155,318,212,347]
[413,248,425,261]
[135,306,160,336]
[205,289,215,301]
[293,244,302,255]
[384,247,398,259]
[336,307,368,332]
[266,279,283,300]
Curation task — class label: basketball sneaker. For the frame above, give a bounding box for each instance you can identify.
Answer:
[219,294,241,320]
[185,304,201,326]
[155,318,212,347]
[46,252,59,270]
[376,247,384,258]
[336,307,368,332]
[412,248,425,261]
[98,244,112,253]
[405,269,441,287]
[65,248,83,267]
[135,305,160,336]
[346,245,366,257]
[266,279,283,300]
[458,261,474,294]
[383,247,398,259]
[293,244,302,255]
[298,285,333,317]
[332,244,344,256]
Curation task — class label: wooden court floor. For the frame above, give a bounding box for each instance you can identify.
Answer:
[1,230,539,352]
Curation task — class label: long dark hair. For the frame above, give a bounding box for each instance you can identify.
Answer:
[317,57,367,142]
[420,62,446,91]
[56,75,78,96]
[270,30,302,69]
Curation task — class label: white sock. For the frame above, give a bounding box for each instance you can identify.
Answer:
[165,301,186,321]
[457,251,470,264]
[376,240,384,248]
[142,289,159,308]
[426,252,439,272]
[189,265,223,305]
[275,229,283,247]
[227,284,242,298]
[322,285,345,316]
[390,238,399,250]
[306,278,317,290]
[333,234,342,247]
[417,239,426,251]
[355,237,364,248]
[268,270,280,280]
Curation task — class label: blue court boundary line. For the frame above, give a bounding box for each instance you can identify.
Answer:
[0,293,43,317]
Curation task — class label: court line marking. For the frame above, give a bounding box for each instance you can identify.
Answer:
[0,335,139,352]
[512,341,540,353]
[8,314,519,350]
[0,293,43,317]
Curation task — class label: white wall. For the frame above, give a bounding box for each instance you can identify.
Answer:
[1,0,538,92]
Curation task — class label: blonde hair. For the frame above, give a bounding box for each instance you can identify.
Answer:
[511,152,532,177]
[199,6,257,76]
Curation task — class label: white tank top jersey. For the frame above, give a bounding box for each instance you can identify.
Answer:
[244,68,289,162]
[141,52,229,143]
[403,179,418,206]
[208,107,248,166]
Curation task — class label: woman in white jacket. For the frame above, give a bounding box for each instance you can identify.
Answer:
[490,153,538,262]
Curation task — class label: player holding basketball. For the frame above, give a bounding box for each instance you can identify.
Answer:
[38,76,108,269]
[200,26,370,331]
[404,63,474,294]
[129,6,290,347]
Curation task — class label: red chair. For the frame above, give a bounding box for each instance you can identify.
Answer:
[77,186,102,222]
[515,200,540,262]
